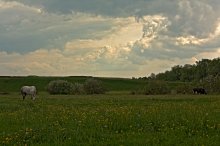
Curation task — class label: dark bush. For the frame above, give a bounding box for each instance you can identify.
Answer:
[47,80,74,95]
[141,80,170,95]
[176,83,194,94]
[72,83,85,95]
[84,78,105,94]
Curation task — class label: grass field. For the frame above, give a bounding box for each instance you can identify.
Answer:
[1,93,220,145]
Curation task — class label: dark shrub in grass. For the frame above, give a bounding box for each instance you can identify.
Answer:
[47,80,74,95]
[176,83,194,94]
[84,78,105,94]
[72,83,85,95]
[144,80,170,95]
[132,80,170,95]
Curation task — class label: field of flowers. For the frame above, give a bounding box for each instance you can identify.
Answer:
[0,93,220,145]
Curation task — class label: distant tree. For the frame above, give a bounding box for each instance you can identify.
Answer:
[47,80,74,95]
[148,73,156,80]
[176,83,194,94]
[72,83,85,95]
[208,58,220,77]
[195,59,211,80]
[143,80,170,95]
[179,64,194,81]
[140,57,220,94]
[84,78,105,94]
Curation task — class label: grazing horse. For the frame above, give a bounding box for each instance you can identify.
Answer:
[21,86,37,100]
[193,88,207,94]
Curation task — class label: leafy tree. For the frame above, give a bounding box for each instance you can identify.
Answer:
[149,58,220,83]
[180,64,194,81]
[143,80,170,95]
[142,57,220,94]
[72,83,85,95]
[84,78,105,94]
[195,59,210,80]
[47,80,74,95]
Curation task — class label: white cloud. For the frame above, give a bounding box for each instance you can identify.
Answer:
[0,0,42,13]
[0,1,118,52]
[175,20,220,46]
[176,35,207,46]
[0,13,182,77]
[1,0,220,77]
[134,15,170,50]
[65,17,142,51]
[192,48,220,62]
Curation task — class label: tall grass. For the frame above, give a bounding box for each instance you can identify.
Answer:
[0,94,220,145]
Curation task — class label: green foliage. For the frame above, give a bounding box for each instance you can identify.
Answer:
[47,80,74,95]
[175,83,194,94]
[72,83,85,95]
[47,78,106,95]
[149,58,220,83]
[143,80,170,95]
[142,58,220,94]
[132,80,170,95]
[1,94,220,145]
[192,75,220,94]
[84,78,105,94]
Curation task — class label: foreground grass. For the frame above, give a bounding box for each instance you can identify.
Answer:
[0,94,220,145]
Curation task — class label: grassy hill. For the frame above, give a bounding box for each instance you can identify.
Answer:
[0,76,146,93]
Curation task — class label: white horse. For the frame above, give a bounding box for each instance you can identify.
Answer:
[21,86,37,100]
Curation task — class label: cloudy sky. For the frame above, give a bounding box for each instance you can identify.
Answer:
[1,0,220,77]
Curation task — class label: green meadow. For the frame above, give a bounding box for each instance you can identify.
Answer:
[1,93,220,145]
[0,76,220,145]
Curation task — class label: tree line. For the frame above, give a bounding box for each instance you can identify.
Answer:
[133,58,220,94]
[146,58,220,82]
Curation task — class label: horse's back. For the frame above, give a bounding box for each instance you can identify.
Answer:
[21,86,36,94]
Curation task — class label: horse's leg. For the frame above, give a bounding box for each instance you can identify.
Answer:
[23,94,26,100]
[32,94,36,100]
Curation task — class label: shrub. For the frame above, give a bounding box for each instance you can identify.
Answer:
[47,79,106,95]
[72,83,85,95]
[47,80,74,95]
[143,80,170,95]
[84,78,105,94]
[176,83,194,94]
[196,75,220,94]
